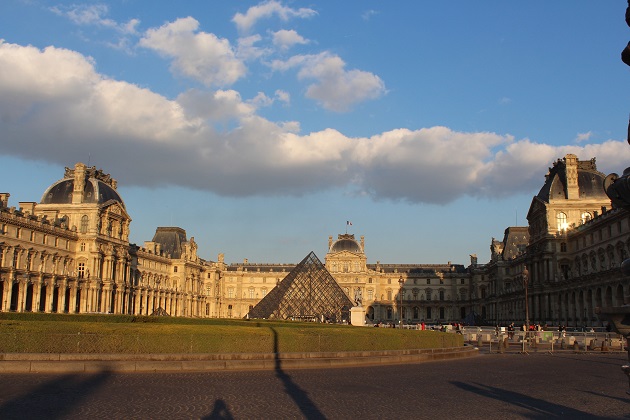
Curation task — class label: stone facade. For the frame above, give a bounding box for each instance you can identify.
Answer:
[0,163,219,318]
[470,154,630,327]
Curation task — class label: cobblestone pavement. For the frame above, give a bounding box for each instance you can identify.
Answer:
[0,353,628,419]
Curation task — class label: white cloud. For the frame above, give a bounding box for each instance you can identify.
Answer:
[139,17,246,87]
[236,35,269,61]
[297,53,386,112]
[271,52,386,112]
[232,0,317,33]
[275,89,290,105]
[248,91,274,108]
[362,10,379,21]
[51,4,139,34]
[272,29,309,50]
[2,41,629,204]
[176,89,255,121]
[575,131,592,143]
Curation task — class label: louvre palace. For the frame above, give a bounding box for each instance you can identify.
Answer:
[0,155,629,327]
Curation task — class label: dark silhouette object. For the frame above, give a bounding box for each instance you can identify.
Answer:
[204,399,234,420]
[0,371,111,419]
[271,327,326,420]
[623,2,630,66]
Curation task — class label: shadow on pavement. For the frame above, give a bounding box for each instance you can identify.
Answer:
[0,370,111,419]
[271,327,326,420]
[450,381,594,418]
[203,399,234,420]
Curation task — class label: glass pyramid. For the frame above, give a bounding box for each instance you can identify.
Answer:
[247,251,353,322]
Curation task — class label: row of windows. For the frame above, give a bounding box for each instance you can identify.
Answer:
[227,288,268,299]
[3,224,70,250]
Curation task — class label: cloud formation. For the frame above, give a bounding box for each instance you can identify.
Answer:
[232,0,317,33]
[271,52,386,112]
[2,40,628,205]
[139,17,246,87]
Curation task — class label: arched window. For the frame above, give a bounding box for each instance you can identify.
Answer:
[581,211,592,224]
[556,212,568,231]
[80,215,89,233]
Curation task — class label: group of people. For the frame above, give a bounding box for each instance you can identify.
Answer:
[497,322,546,339]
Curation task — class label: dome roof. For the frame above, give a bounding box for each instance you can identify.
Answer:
[536,155,607,202]
[41,178,125,208]
[330,238,362,253]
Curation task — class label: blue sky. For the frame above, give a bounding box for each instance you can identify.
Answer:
[1,1,630,265]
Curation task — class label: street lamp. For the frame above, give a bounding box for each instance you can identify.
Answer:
[398,276,404,328]
[522,266,529,330]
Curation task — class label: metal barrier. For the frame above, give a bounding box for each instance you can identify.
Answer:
[461,329,626,354]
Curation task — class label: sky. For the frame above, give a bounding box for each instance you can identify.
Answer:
[1,1,630,266]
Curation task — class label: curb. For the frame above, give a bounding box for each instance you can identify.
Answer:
[0,345,478,373]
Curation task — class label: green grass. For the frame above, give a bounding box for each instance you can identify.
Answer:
[0,312,463,354]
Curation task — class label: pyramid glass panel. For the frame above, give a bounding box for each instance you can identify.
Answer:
[248,252,353,322]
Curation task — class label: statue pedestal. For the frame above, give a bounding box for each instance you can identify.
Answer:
[350,306,366,326]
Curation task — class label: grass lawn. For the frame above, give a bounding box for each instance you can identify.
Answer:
[0,313,463,354]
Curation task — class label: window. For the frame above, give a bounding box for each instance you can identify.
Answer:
[426,307,432,319]
[426,279,431,285]
[80,243,86,252]
[560,242,567,252]
[367,289,373,301]
[228,288,234,298]
[78,262,85,279]
[387,290,392,301]
[439,290,444,301]
[368,278,372,284]
[249,288,255,299]
[174,266,178,273]
[581,211,592,224]
[262,288,267,297]
[80,215,89,233]
[439,307,445,319]
[557,212,568,231]
[426,290,432,301]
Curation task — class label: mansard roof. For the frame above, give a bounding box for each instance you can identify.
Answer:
[152,227,188,259]
[536,155,607,203]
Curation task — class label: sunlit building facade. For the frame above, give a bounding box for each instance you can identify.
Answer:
[2,155,630,327]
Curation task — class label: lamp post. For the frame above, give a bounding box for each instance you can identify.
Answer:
[398,276,404,328]
[522,266,529,330]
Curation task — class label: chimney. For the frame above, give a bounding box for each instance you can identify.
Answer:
[0,193,9,208]
[564,154,579,199]
[72,162,87,204]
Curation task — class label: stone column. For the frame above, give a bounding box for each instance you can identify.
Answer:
[2,279,13,312]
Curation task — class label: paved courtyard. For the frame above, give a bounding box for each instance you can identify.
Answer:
[0,353,628,419]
